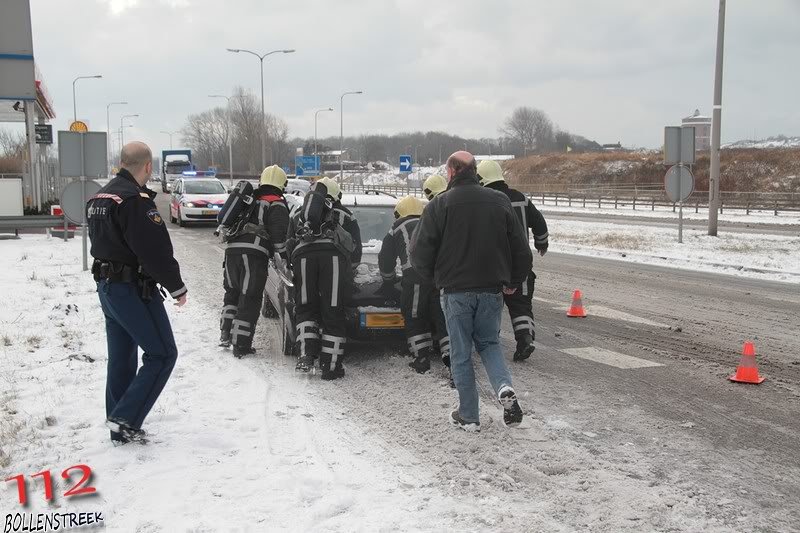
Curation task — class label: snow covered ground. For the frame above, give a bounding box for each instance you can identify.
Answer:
[549,218,800,283]
[0,236,479,531]
[538,202,800,226]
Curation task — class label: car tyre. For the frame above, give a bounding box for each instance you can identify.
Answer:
[178,207,185,227]
[170,209,177,224]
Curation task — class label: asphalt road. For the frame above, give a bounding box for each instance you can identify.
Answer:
[155,191,800,531]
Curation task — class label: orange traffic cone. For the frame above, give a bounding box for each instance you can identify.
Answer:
[567,289,587,318]
[729,341,765,384]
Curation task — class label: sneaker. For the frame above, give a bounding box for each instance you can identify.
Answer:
[321,363,345,381]
[449,410,480,432]
[106,418,148,444]
[498,386,524,427]
[295,355,315,373]
[513,334,535,362]
[408,354,431,374]
[219,330,232,348]
[233,345,256,358]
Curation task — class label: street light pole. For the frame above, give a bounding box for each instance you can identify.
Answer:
[160,130,177,150]
[120,114,139,147]
[340,91,363,180]
[227,48,295,170]
[708,0,726,236]
[209,95,234,186]
[72,74,103,123]
[314,107,334,155]
[106,101,127,171]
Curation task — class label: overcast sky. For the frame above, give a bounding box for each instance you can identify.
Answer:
[26,0,800,153]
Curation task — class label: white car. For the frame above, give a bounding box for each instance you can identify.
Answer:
[169,177,229,226]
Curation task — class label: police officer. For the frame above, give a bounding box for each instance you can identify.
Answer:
[379,196,442,374]
[287,177,361,380]
[86,142,187,445]
[477,159,549,361]
[219,165,290,357]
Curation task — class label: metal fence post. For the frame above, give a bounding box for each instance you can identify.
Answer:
[652,199,655,211]
[696,200,699,213]
[598,197,602,209]
[614,197,618,209]
[583,195,586,208]
[568,194,572,207]
[746,202,750,215]
[632,196,636,210]
[775,202,778,216]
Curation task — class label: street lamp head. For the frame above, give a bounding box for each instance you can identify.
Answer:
[355,91,363,94]
[328,107,334,111]
[226,48,241,53]
[282,49,296,54]
[92,75,103,79]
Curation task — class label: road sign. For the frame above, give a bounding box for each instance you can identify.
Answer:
[69,121,88,133]
[0,0,35,101]
[34,124,52,144]
[664,126,696,165]
[664,165,694,203]
[60,180,101,225]
[295,155,320,177]
[58,131,108,178]
[399,155,412,173]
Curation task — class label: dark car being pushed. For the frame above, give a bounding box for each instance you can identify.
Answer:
[262,191,410,355]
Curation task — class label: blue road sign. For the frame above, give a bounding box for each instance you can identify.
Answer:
[400,154,412,173]
[295,155,321,177]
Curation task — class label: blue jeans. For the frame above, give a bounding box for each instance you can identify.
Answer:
[97,280,178,430]
[441,291,513,424]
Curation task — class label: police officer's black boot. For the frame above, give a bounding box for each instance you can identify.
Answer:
[409,347,432,374]
[219,330,232,348]
[233,345,256,358]
[513,333,535,362]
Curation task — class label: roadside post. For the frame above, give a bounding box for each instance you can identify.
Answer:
[664,126,696,243]
[58,131,107,270]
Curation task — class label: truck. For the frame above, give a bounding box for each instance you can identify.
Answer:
[160,150,194,192]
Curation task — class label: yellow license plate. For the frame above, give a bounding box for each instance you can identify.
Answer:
[202,209,218,215]
[365,313,404,329]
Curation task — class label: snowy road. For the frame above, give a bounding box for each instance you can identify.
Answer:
[158,185,800,532]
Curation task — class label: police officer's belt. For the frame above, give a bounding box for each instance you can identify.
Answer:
[91,260,153,283]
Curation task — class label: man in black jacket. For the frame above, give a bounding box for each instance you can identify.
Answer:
[411,151,532,432]
[287,177,361,380]
[219,165,290,357]
[477,159,549,361]
[87,141,187,444]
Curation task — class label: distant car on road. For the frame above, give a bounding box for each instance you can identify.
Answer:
[262,191,408,355]
[169,175,229,226]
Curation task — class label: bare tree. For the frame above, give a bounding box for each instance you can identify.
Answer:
[0,128,26,158]
[501,106,556,155]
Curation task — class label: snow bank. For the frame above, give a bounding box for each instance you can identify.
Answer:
[550,219,800,283]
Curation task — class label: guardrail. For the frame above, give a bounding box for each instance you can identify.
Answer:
[340,184,800,216]
[0,214,71,239]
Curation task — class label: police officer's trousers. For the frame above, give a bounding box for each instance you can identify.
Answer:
[97,279,178,430]
[400,275,449,362]
[221,251,268,349]
[503,270,536,341]
[292,250,349,370]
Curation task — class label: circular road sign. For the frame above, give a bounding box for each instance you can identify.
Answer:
[664,165,694,203]
[69,121,89,133]
[60,180,102,224]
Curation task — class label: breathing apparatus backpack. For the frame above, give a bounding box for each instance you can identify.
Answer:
[215,180,261,242]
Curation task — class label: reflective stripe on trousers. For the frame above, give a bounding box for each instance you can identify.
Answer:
[321,334,346,365]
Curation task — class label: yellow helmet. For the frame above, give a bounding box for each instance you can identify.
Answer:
[260,165,288,189]
[422,174,447,200]
[477,160,504,186]
[317,176,341,200]
[394,196,425,219]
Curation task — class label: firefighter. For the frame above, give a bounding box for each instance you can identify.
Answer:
[287,177,361,380]
[378,196,442,374]
[477,159,549,361]
[86,141,186,444]
[219,165,290,357]
[422,174,448,201]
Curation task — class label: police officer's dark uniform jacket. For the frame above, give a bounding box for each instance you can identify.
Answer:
[220,184,289,351]
[379,214,449,369]
[86,168,185,438]
[286,182,362,378]
[410,169,532,294]
[484,180,549,354]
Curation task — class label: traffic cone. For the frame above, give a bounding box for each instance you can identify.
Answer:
[729,341,765,384]
[567,289,587,318]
